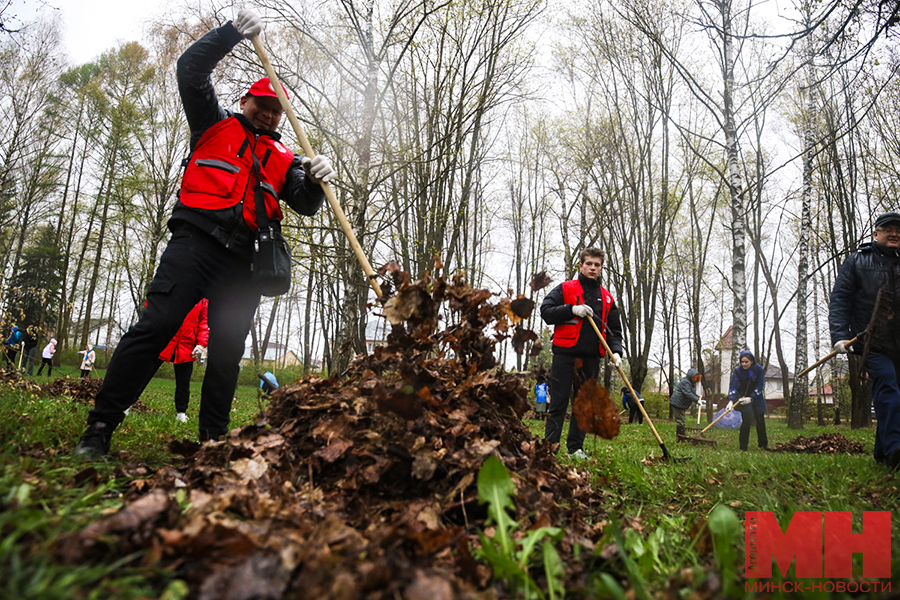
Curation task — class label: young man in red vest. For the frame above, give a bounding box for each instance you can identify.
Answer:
[540,247,624,459]
[75,10,334,458]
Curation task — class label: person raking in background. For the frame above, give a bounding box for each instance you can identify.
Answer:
[540,247,624,460]
[5,325,22,368]
[158,299,208,422]
[830,211,900,468]
[669,368,702,437]
[22,326,38,375]
[622,386,644,424]
[37,337,56,376]
[74,9,334,458]
[727,349,771,451]
[79,344,96,378]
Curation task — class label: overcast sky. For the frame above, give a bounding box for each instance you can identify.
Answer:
[16,0,160,64]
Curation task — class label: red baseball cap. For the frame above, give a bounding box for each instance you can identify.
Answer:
[245,78,289,100]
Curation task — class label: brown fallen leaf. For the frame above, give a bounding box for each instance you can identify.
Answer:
[573,379,621,439]
[530,271,553,291]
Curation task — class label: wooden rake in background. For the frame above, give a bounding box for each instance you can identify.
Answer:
[249,35,383,299]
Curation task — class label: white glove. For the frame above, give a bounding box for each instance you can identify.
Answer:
[302,155,336,184]
[610,353,622,367]
[192,345,205,360]
[738,397,752,405]
[234,9,263,38]
[726,401,734,411]
[833,340,851,354]
[572,304,594,319]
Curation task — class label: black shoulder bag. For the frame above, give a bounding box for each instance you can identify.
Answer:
[249,147,293,297]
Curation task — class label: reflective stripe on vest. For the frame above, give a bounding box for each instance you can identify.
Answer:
[552,279,613,355]
[179,116,294,231]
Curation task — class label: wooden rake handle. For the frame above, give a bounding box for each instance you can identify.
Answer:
[249,36,383,299]
[700,403,734,434]
[795,335,858,379]
[586,314,670,458]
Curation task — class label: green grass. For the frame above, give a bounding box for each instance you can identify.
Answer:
[527,415,900,598]
[1,375,897,599]
[0,372,267,599]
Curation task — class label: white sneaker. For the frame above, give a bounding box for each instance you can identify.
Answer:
[176,413,188,423]
[571,449,588,460]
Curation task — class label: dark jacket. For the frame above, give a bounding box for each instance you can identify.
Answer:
[829,241,900,355]
[669,367,700,409]
[540,273,624,356]
[728,349,766,412]
[169,21,325,255]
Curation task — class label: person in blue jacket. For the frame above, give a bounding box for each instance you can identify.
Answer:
[622,386,644,424]
[728,349,771,451]
[4,325,23,368]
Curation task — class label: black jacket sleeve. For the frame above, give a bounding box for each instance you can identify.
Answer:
[828,254,857,346]
[176,22,243,149]
[605,300,624,356]
[540,284,575,325]
[281,157,326,216]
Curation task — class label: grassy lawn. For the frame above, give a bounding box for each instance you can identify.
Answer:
[526,416,899,598]
[0,370,267,599]
[0,373,897,599]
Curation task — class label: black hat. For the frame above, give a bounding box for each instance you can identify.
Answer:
[874,212,900,229]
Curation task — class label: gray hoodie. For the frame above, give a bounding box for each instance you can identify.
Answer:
[669,368,700,409]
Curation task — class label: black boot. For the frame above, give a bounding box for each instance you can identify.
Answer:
[75,422,112,459]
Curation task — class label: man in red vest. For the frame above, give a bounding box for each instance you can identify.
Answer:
[540,247,624,459]
[76,10,333,458]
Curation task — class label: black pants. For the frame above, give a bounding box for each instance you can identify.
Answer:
[139,358,195,414]
[25,347,37,375]
[628,399,644,424]
[37,357,52,376]
[736,403,768,450]
[88,224,260,438]
[545,353,600,454]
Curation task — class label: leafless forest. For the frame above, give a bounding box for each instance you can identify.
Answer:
[2,0,899,427]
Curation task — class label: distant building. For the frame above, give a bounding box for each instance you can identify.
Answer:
[709,326,795,408]
[240,342,303,368]
[365,319,389,355]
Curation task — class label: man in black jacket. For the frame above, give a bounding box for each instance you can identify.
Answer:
[540,248,624,459]
[76,10,334,458]
[830,211,900,468]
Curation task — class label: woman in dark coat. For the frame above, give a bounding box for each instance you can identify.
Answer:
[728,349,771,451]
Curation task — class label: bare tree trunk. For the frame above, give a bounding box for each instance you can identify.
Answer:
[259,297,280,364]
[849,354,871,429]
[80,165,115,347]
[788,53,816,429]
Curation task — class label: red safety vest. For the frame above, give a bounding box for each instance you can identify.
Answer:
[552,279,614,355]
[179,116,294,231]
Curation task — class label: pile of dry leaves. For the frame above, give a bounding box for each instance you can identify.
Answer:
[43,376,104,401]
[57,267,618,600]
[770,432,866,454]
[0,367,103,401]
